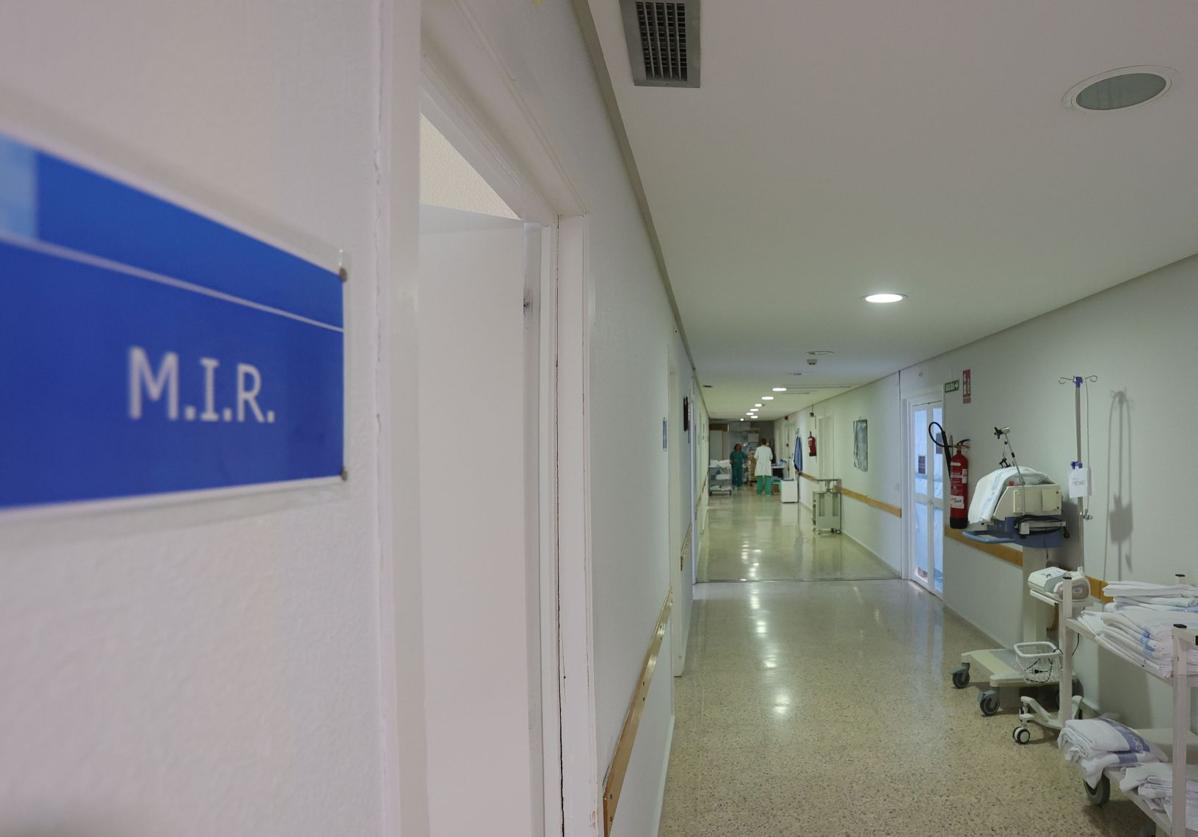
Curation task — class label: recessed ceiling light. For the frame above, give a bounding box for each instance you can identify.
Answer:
[865,293,905,304]
[762,396,775,401]
[808,351,834,357]
[772,387,787,392]
[1067,67,1173,111]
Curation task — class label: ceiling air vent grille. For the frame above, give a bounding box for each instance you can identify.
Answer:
[620,0,700,88]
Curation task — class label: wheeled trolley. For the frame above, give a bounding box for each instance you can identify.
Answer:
[813,478,841,534]
[709,460,732,496]
[950,645,1080,719]
[1007,577,1087,743]
[1068,623,1198,836]
[951,553,1086,719]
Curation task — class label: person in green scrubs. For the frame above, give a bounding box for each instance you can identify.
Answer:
[730,443,747,488]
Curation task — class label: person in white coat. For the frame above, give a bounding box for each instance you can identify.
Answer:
[754,438,774,496]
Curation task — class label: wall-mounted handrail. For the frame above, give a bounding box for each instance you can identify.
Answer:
[601,592,672,836]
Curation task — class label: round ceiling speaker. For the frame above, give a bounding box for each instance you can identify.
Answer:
[1066,67,1174,111]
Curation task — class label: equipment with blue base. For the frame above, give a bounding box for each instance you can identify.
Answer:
[950,376,1099,724]
[963,427,1067,548]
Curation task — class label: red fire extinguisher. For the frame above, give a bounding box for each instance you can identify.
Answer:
[807,433,817,457]
[948,443,970,529]
[930,422,970,529]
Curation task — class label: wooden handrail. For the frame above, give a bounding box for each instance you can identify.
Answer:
[840,486,902,518]
[602,592,672,836]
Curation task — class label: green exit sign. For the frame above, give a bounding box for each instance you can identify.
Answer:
[945,380,960,393]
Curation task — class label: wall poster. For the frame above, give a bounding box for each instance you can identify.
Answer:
[853,418,868,471]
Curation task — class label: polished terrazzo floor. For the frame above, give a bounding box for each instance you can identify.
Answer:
[698,491,898,582]
[662,498,1147,836]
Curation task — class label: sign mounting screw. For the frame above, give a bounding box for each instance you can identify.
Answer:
[338,267,348,284]
[340,467,349,482]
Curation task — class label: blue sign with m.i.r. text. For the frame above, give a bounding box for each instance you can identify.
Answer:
[0,133,344,509]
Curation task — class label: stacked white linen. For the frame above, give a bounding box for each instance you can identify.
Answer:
[1119,762,1198,826]
[1091,607,1198,678]
[1076,609,1106,637]
[1104,581,1198,612]
[1059,718,1161,786]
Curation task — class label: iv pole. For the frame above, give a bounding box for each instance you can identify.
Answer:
[1059,375,1097,571]
[1059,375,1097,520]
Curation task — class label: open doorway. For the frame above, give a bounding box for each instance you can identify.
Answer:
[414,72,565,833]
[906,397,945,596]
[416,205,544,835]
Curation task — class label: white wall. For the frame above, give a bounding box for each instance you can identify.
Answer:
[0,2,421,835]
[670,335,697,675]
[797,376,903,571]
[697,401,711,535]
[810,253,1198,729]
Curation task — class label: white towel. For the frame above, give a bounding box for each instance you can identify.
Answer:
[1106,596,1198,617]
[1077,610,1106,637]
[1059,719,1160,785]
[1074,750,1163,787]
[1083,606,1198,676]
[1120,595,1198,609]
[1121,762,1198,793]
[1119,763,1198,824]
[1104,581,1198,599]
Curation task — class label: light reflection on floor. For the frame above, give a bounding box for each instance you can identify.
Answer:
[699,491,898,582]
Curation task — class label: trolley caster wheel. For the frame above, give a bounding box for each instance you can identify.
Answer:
[978,690,1000,717]
[951,665,970,689]
[1013,726,1031,745]
[1083,775,1110,806]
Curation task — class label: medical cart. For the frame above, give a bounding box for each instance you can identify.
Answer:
[1060,580,1198,837]
[709,460,732,496]
[813,478,841,534]
[950,551,1082,716]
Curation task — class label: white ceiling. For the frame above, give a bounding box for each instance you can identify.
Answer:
[585,0,1198,421]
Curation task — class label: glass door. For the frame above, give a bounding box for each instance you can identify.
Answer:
[908,400,944,595]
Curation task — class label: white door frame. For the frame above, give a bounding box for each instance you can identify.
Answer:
[903,392,945,596]
[417,5,599,835]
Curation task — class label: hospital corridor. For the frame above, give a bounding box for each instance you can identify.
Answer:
[665,494,1144,836]
[4,2,1198,837]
